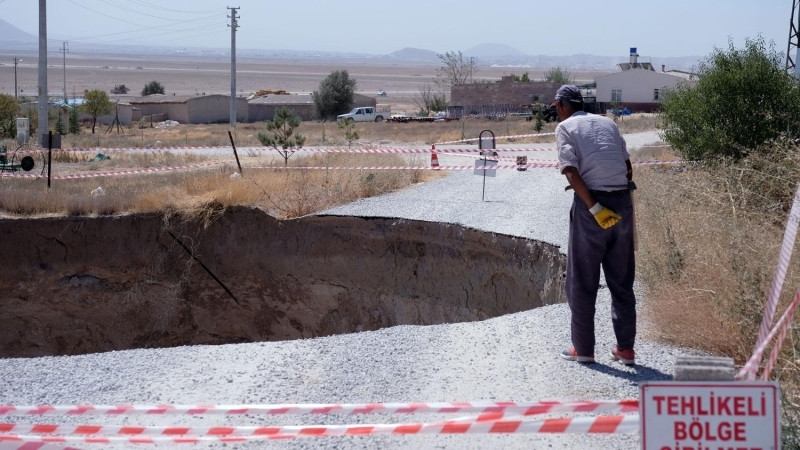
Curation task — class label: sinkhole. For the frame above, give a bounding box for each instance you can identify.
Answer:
[0,206,566,358]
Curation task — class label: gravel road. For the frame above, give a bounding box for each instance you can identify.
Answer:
[0,130,702,450]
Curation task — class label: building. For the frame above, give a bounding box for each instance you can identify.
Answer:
[449,75,560,116]
[594,48,697,113]
[129,94,248,124]
[247,93,377,122]
[449,77,561,117]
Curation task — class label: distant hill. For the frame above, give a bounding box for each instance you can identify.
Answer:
[0,18,37,45]
[465,43,525,58]
[388,47,439,62]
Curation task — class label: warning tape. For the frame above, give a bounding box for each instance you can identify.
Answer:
[244,160,683,171]
[737,289,800,380]
[0,443,82,450]
[435,132,556,146]
[247,164,556,171]
[0,162,226,180]
[440,153,686,166]
[761,290,800,380]
[0,400,637,417]
[296,146,557,154]
[749,182,800,381]
[13,146,225,155]
[50,145,680,156]
[0,415,638,443]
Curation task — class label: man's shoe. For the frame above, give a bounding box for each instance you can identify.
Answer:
[611,347,635,366]
[560,348,595,363]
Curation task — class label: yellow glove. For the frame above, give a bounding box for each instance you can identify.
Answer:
[589,203,622,229]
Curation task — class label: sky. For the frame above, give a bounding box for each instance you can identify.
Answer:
[0,0,793,58]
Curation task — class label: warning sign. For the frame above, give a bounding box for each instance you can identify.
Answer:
[640,381,780,450]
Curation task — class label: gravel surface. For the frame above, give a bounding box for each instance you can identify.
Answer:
[0,130,702,449]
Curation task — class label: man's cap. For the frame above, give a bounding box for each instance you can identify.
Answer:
[551,85,583,106]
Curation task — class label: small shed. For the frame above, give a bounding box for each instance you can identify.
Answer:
[129,94,248,124]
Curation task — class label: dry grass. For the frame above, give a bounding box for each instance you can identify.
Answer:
[26,113,660,150]
[634,142,800,445]
[0,151,435,219]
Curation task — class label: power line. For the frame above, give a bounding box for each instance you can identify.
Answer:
[97,0,217,20]
[228,6,239,128]
[61,0,221,44]
[70,21,222,44]
[66,0,218,31]
[125,0,219,14]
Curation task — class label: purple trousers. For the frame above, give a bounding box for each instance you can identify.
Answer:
[566,190,637,356]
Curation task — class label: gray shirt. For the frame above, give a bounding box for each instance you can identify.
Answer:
[556,111,629,191]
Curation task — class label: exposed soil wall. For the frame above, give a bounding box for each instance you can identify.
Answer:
[0,206,566,357]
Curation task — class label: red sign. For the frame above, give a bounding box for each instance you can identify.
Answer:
[640,381,780,450]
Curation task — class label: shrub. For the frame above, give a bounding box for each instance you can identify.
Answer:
[142,81,165,96]
[660,36,800,162]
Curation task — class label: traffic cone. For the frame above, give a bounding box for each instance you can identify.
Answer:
[431,145,440,169]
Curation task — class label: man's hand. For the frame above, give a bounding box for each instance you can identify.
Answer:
[589,203,621,229]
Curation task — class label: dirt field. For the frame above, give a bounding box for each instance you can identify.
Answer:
[0,50,607,115]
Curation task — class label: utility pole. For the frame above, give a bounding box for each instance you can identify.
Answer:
[228,6,240,128]
[38,0,48,146]
[787,0,800,77]
[13,57,22,101]
[61,41,68,104]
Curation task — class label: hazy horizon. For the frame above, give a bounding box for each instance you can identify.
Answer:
[0,0,791,60]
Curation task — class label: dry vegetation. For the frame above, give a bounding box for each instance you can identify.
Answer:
[0,114,657,218]
[635,141,800,444]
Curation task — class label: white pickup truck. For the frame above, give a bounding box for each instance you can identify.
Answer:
[336,106,389,123]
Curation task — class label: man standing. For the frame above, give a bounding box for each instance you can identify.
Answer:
[553,85,637,366]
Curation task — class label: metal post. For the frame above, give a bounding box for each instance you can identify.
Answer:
[227,130,243,175]
[61,41,68,104]
[47,131,52,189]
[13,57,21,101]
[38,0,48,146]
[795,2,800,79]
[228,6,240,128]
[788,0,800,77]
[478,130,496,202]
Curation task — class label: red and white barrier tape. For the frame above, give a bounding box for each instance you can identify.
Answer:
[737,289,800,380]
[749,183,800,380]
[56,146,560,154]
[435,132,556,145]
[440,153,686,166]
[0,400,637,417]
[247,164,557,171]
[0,414,638,445]
[0,443,83,450]
[0,162,226,180]
[761,290,800,380]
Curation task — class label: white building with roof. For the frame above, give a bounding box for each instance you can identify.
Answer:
[594,48,697,113]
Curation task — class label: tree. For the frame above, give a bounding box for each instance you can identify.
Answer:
[660,36,800,162]
[258,107,306,166]
[55,109,66,135]
[513,72,531,82]
[68,106,81,134]
[542,66,573,84]
[141,80,165,96]
[312,70,356,120]
[0,94,18,139]
[82,90,113,134]
[414,84,448,116]
[338,119,359,148]
[435,51,476,90]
